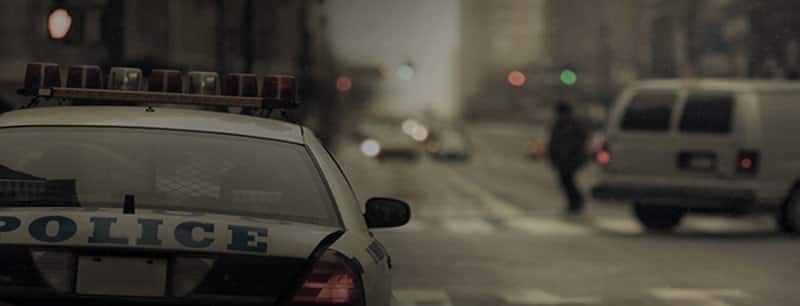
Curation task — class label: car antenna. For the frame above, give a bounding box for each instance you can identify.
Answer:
[123,194,136,214]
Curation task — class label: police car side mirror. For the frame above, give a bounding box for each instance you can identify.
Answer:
[364,197,411,228]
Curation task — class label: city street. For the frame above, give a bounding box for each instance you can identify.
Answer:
[335,122,800,306]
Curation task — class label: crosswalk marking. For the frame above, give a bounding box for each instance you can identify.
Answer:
[443,166,523,218]
[394,289,453,306]
[590,217,642,235]
[501,289,601,305]
[506,216,590,236]
[683,216,773,233]
[385,218,427,233]
[378,215,775,237]
[441,218,496,234]
[650,288,751,306]
[394,288,754,306]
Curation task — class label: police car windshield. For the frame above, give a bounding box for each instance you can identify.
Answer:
[0,126,339,227]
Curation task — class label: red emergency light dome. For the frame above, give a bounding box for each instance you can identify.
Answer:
[24,63,61,89]
[149,69,183,93]
[223,73,258,97]
[262,75,297,105]
[66,65,103,89]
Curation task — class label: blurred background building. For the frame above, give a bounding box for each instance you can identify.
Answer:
[0,0,339,141]
[0,0,798,134]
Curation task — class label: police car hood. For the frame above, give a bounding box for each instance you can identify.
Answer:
[0,207,339,259]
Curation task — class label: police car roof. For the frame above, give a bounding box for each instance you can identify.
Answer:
[631,78,800,93]
[0,106,304,144]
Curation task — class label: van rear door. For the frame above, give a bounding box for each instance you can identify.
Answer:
[608,91,680,177]
[674,92,738,179]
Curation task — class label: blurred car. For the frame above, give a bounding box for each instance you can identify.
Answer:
[0,64,411,305]
[358,119,421,161]
[592,79,800,233]
[428,126,471,161]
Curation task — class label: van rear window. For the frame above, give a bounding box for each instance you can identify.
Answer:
[679,95,734,134]
[620,92,676,131]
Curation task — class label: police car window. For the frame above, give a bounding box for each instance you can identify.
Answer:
[679,94,734,134]
[620,92,677,131]
[0,127,339,227]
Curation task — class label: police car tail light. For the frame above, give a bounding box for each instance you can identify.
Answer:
[24,62,61,89]
[149,69,183,93]
[30,249,75,293]
[171,256,216,297]
[108,67,144,90]
[290,250,364,306]
[66,65,103,89]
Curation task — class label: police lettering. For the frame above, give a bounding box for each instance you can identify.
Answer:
[0,215,269,254]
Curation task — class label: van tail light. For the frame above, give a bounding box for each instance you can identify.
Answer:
[737,150,759,175]
[596,142,611,165]
[290,250,364,306]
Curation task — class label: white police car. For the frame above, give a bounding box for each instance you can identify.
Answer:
[0,63,410,305]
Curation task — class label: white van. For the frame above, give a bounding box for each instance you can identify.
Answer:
[592,79,800,233]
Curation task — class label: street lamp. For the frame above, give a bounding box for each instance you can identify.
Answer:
[48,8,72,39]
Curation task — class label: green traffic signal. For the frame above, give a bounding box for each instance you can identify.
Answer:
[560,69,577,86]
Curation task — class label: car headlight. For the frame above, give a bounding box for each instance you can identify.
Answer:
[360,139,381,157]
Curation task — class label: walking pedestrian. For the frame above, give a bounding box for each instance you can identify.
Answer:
[548,100,589,214]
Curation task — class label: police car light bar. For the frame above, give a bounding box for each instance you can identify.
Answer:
[20,86,265,108]
[17,63,299,110]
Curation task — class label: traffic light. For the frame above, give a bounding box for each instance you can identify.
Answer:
[560,69,577,86]
[507,70,526,87]
[396,64,415,81]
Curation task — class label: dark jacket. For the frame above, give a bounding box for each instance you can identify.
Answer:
[548,116,588,173]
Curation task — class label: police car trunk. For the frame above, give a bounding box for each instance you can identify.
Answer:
[0,64,349,305]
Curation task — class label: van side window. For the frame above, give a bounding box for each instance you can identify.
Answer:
[679,95,734,134]
[620,92,676,131]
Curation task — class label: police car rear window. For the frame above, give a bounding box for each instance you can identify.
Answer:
[0,127,340,227]
[620,92,677,131]
[679,94,734,134]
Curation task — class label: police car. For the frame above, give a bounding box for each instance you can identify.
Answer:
[0,63,410,305]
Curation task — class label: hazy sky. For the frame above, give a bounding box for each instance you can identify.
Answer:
[326,0,460,119]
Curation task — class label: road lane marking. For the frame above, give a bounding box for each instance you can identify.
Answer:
[590,217,642,235]
[375,218,427,233]
[442,167,523,219]
[394,289,453,306]
[650,288,751,306]
[506,217,590,236]
[441,218,496,234]
[683,217,773,233]
[501,289,601,305]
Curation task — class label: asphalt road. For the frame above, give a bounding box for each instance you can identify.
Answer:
[334,122,800,306]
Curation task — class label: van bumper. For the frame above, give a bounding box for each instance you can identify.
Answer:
[591,183,757,210]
